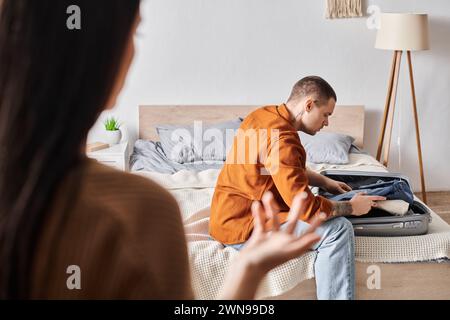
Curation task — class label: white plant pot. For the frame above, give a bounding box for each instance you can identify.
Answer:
[104,130,122,145]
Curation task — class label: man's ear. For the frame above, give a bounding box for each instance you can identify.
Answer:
[305,98,314,112]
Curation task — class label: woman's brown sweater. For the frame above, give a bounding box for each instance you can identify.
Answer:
[30,158,193,299]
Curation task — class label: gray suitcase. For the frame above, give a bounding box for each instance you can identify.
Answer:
[319,170,432,237]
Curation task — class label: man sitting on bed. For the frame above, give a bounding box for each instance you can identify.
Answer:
[208,76,385,300]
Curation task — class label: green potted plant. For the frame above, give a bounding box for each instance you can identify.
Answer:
[103,117,122,145]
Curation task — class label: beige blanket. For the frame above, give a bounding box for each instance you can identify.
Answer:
[134,154,450,299]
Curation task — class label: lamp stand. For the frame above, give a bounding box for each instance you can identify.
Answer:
[376,50,427,204]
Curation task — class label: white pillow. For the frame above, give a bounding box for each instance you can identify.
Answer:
[298,131,354,164]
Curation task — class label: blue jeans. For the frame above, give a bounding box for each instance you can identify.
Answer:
[327,179,414,204]
[226,217,355,300]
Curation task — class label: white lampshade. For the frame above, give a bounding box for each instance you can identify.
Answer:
[375,13,429,51]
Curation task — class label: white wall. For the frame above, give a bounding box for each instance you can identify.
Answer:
[88,0,450,191]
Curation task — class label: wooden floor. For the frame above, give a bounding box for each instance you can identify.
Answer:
[416,191,450,224]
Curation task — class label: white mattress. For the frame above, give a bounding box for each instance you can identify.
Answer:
[133,153,450,299]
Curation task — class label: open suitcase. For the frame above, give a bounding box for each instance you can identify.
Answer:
[319,170,432,237]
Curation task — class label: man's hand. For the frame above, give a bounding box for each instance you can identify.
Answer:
[323,178,352,195]
[349,193,386,216]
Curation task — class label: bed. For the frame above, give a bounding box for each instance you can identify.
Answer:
[133,105,450,300]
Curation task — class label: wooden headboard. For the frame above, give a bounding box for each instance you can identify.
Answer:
[139,105,365,148]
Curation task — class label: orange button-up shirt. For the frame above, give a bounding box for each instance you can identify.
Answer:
[209,104,333,244]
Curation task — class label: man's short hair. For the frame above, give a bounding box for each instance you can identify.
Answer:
[287,76,337,104]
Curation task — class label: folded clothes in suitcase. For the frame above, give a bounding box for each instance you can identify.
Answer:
[319,170,431,237]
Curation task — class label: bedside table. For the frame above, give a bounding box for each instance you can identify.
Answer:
[86,142,130,171]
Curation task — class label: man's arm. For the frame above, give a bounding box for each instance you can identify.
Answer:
[307,169,352,194]
[264,135,333,220]
[306,169,328,188]
[328,193,387,220]
[330,201,353,218]
[264,134,385,221]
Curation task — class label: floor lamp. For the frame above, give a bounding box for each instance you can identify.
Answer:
[375,13,429,204]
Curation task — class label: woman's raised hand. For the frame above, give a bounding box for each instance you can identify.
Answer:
[238,191,326,275]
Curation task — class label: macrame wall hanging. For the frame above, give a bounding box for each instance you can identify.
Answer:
[325,0,363,19]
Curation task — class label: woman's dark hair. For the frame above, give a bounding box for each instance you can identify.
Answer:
[0,0,140,298]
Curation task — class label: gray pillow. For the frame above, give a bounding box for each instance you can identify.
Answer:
[298,131,355,164]
[156,118,242,163]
